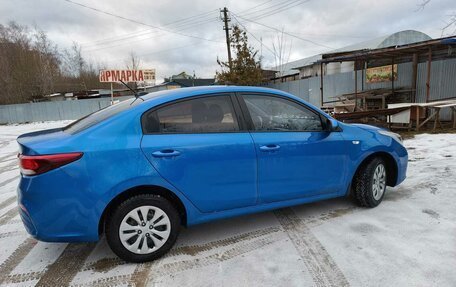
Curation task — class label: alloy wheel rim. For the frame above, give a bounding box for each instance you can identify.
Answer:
[372,164,386,200]
[119,206,171,255]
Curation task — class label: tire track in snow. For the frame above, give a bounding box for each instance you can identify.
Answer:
[0,204,355,286]
[0,230,22,239]
[81,226,282,273]
[0,207,18,226]
[69,205,356,287]
[0,237,37,285]
[4,271,43,285]
[3,218,21,226]
[35,243,97,287]
[274,208,350,287]
[0,140,10,150]
[0,196,16,211]
[0,152,17,163]
[0,175,19,187]
[67,227,282,286]
[76,231,283,287]
[130,226,283,287]
[0,159,19,172]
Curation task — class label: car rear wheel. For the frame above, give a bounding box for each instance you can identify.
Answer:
[105,194,180,262]
[353,157,387,208]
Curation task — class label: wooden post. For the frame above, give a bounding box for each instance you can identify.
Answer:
[426,48,432,103]
[452,107,456,129]
[411,53,418,103]
[110,82,114,105]
[222,7,232,71]
[391,57,395,98]
[361,61,365,91]
[433,108,440,131]
[354,62,358,111]
[416,106,420,131]
[408,116,413,131]
[320,63,324,107]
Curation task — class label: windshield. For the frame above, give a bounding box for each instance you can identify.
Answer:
[63,98,141,134]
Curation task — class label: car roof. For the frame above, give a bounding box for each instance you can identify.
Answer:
[140,85,290,102]
[131,85,328,120]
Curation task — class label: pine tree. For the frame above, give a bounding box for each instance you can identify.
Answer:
[216,25,263,85]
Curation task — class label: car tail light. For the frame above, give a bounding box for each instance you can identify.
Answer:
[18,152,83,176]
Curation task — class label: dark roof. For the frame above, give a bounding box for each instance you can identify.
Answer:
[320,36,456,64]
[168,78,215,87]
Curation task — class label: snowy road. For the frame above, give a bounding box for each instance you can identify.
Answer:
[0,122,455,286]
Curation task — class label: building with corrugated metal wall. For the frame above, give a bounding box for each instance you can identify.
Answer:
[267,31,456,120]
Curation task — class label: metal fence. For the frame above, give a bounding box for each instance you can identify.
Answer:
[0,96,133,124]
[1,58,455,124]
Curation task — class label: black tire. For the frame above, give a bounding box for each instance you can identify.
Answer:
[105,194,180,263]
[353,157,387,208]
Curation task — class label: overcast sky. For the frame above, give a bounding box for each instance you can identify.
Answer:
[2,0,455,81]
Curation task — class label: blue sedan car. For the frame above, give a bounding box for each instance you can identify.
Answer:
[17,86,407,262]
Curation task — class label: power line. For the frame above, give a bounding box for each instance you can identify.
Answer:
[241,0,275,12]
[99,42,211,64]
[84,31,224,53]
[81,0,289,50]
[231,14,276,58]
[82,18,220,50]
[82,18,223,53]
[80,0,308,51]
[239,0,303,18]
[61,0,222,43]
[232,12,333,49]
[248,0,311,21]
[81,10,219,48]
[237,0,310,21]
[159,9,219,27]
[253,29,371,39]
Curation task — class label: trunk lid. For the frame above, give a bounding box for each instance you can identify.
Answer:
[17,128,71,155]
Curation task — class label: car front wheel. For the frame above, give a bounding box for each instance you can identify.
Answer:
[105,194,180,262]
[353,157,387,208]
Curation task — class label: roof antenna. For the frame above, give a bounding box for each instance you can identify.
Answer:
[119,80,145,105]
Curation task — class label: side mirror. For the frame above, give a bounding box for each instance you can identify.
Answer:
[327,118,340,131]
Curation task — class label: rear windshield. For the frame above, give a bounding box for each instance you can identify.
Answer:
[63,98,140,134]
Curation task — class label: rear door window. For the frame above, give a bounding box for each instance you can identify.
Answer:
[64,98,140,134]
[142,95,239,134]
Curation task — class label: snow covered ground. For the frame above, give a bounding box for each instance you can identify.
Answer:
[0,121,455,287]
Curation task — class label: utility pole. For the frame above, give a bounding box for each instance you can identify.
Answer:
[221,7,232,70]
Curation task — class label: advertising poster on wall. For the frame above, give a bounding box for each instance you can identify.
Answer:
[366,64,397,83]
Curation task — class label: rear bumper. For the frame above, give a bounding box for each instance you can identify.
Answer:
[18,204,37,237]
[17,169,100,242]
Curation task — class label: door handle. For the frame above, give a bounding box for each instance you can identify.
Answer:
[259,144,280,152]
[152,150,181,158]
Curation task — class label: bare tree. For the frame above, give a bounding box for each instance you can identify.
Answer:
[272,29,293,77]
[33,27,60,97]
[416,0,456,36]
[125,51,141,70]
[61,42,85,78]
[441,14,456,36]
[0,22,61,103]
[125,51,142,88]
[0,21,108,104]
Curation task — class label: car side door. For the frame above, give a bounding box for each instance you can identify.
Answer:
[238,93,348,203]
[140,94,258,213]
